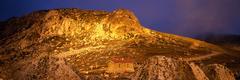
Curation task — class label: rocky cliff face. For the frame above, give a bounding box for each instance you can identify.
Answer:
[0,8,238,80]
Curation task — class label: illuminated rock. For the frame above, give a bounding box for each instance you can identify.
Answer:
[0,8,238,80]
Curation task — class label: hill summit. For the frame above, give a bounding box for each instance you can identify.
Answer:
[1,9,143,40]
[0,8,239,80]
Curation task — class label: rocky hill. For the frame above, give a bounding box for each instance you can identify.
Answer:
[0,8,239,80]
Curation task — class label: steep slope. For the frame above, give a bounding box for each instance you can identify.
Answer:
[0,8,237,80]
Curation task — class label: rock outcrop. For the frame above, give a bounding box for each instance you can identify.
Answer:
[202,64,236,80]
[134,56,195,80]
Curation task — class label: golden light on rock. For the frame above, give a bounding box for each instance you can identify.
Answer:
[0,8,238,80]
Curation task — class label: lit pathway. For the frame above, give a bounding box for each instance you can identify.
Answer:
[54,45,107,58]
[180,51,223,61]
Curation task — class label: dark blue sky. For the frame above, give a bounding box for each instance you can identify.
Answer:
[0,0,240,36]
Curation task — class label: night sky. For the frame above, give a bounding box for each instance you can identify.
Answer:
[0,0,240,36]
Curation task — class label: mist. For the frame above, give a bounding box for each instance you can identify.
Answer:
[173,0,240,36]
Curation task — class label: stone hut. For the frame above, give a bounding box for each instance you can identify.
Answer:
[106,56,134,73]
